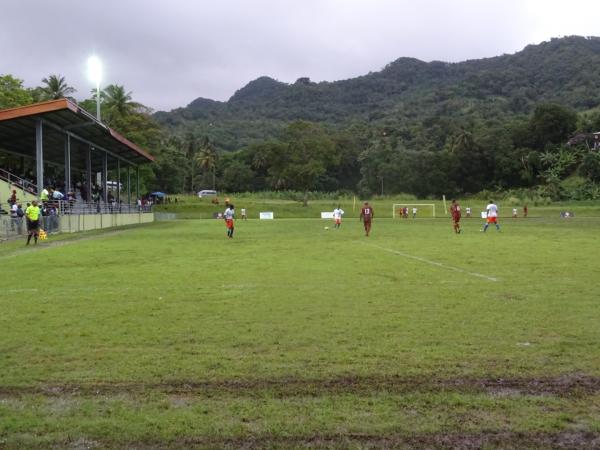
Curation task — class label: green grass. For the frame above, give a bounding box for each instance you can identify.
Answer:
[1,214,599,447]
[156,194,600,219]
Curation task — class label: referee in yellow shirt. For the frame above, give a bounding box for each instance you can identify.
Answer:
[25,200,41,245]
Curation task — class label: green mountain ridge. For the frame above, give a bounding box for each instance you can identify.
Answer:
[154,36,600,152]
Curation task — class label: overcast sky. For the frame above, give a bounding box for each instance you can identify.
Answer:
[1,0,598,112]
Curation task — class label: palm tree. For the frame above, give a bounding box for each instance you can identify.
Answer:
[101,84,142,121]
[450,128,474,154]
[196,137,218,190]
[40,74,76,100]
[184,134,199,193]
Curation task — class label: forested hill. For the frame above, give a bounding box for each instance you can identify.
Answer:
[155,36,600,151]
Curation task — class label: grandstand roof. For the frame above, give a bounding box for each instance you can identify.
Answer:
[0,99,154,165]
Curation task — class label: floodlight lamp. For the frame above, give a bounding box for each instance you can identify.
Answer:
[87,56,103,85]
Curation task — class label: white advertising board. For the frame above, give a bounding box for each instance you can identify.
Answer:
[259,212,274,220]
[320,212,334,219]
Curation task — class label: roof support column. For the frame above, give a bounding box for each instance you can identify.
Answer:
[127,165,131,205]
[64,134,71,193]
[102,152,108,202]
[35,119,44,197]
[86,146,92,202]
[136,166,140,206]
[116,159,121,205]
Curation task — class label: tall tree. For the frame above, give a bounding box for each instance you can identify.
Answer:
[184,134,199,193]
[196,136,218,190]
[263,121,338,205]
[0,74,33,108]
[101,84,142,123]
[529,103,578,149]
[39,74,76,100]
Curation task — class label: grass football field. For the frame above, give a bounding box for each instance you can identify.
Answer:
[1,214,599,448]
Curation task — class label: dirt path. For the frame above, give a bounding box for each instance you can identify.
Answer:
[37,430,600,449]
[1,373,599,398]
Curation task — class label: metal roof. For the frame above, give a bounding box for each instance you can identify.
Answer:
[0,99,154,167]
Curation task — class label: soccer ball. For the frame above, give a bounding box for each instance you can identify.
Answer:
[324,226,329,230]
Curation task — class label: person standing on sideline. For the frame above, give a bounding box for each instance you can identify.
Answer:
[240,208,247,220]
[25,200,41,245]
[483,200,500,232]
[466,207,471,218]
[224,204,235,238]
[450,199,462,234]
[512,208,518,218]
[359,202,374,237]
[523,205,528,218]
[10,202,19,232]
[333,205,344,229]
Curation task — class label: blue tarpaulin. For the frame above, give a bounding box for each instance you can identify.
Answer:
[150,192,166,197]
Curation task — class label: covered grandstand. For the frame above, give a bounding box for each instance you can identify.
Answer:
[0,99,155,238]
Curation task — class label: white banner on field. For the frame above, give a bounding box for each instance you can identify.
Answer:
[259,212,274,220]
[321,212,334,219]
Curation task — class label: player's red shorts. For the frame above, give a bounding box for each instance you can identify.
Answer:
[487,216,497,224]
[335,218,341,225]
[225,219,234,229]
[452,215,461,223]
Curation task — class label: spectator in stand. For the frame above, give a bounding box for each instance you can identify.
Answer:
[40,187,49,204]
[107,192,115,212]
[10,202,19,232]
[52,188,64,200]
[16,204,24,233]
[9,190,18,206]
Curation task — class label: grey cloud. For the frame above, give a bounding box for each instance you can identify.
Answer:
[1,0,598,111]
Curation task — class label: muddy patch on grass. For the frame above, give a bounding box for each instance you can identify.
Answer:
[2,373,599,399]
[49,431,600,449]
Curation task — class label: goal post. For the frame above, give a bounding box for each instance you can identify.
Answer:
[392,203,436,218]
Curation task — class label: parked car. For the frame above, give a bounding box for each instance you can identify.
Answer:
[197,189,217,198]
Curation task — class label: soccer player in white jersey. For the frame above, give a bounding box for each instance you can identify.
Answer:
[332,205,344,229]
[224,204,235,238]
[483,200,500,232]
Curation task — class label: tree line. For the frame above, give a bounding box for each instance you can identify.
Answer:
[2,36,600,202]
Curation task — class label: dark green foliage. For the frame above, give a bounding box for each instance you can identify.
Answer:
[0,74,33,108]
[529,103,578,149]
[150,36,600,198]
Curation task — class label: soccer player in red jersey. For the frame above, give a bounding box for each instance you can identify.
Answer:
[359,202,374,236]
[450,199,461,234]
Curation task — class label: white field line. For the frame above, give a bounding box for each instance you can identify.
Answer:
[360,242,499,282]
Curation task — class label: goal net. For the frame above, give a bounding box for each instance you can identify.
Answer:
[392,203,436,218]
